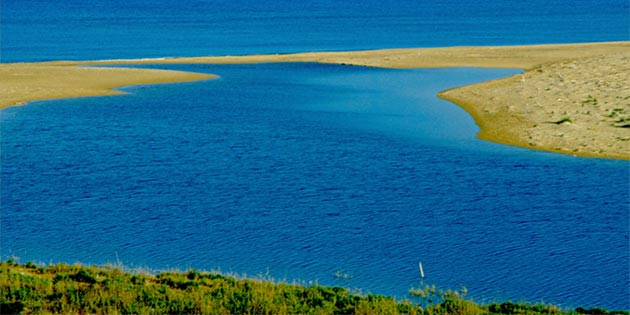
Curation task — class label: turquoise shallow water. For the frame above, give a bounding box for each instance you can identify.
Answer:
[2,0,630,310]
[2,63,629,309]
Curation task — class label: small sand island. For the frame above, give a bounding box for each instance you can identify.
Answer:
[1,41,628,159]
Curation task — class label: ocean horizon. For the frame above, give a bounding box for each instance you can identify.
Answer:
[2,0,629,62]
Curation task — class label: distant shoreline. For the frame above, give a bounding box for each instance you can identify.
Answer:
[1,41,628,159]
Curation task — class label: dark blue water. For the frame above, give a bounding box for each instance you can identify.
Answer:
[2,63,629,309]
[2,0,629,62]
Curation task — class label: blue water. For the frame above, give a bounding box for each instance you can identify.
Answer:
[2,0,630,310]
[2,63,629,309]
[2,0,629,62]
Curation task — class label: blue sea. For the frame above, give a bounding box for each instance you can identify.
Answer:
[2,0,630,310]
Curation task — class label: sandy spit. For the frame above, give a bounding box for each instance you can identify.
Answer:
[0,63,215,109]
[2,41,628,159]
[84,41,629,70]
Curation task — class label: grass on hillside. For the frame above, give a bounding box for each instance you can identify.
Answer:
[0,260,626,315]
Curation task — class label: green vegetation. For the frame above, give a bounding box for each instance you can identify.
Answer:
[554,116,573,124]
[581,95,598,106]
[605,108,630,128]
[608,108,624,118]
[1,260,627,315]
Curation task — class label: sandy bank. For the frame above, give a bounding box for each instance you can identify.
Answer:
[438,52,630,159]
[85,41,629,69]
[0,63,215,109]
[2,41,628,159]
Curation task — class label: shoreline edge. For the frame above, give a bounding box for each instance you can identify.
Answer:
[2,41,628,159]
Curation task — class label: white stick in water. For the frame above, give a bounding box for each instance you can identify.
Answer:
[419,261,425,278]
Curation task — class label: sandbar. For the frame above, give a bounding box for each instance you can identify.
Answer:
[2,41,628,159]
[0,62,215,109]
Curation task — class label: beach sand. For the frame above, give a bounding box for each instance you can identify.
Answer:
[2,41,628,159]
[83,41,628,70]
[0,62,215,109]
[438,52,630,159]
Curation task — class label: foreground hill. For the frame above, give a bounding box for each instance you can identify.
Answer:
[1,260,626,315]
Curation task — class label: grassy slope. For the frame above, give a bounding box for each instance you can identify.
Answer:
[0,261,626,315]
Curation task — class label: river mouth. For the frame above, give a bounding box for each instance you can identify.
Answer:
[2,63,628,309]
